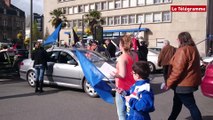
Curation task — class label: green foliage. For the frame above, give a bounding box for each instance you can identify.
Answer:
[84,10,105,38]
[49,9,68,28]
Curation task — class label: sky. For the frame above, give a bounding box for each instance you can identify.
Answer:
[11,0,43,15]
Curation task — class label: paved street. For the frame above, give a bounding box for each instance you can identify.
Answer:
[0,72,212,120]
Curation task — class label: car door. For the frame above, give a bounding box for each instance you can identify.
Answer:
[0,51,12,70]
[44,51,60,82]
[52,51,83,86]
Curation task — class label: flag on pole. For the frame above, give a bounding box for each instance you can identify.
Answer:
[75,49,114,104]
[71,28,80,46]
[43,23,62,46]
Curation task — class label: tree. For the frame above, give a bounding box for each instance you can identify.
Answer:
[49,9,67,46]
[84,10,105,41]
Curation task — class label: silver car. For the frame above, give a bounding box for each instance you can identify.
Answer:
[19,47,115,97]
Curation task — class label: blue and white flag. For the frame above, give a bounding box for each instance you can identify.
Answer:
[75,49,114,104]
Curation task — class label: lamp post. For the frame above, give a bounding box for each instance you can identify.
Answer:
[81,15,84,46]
[29,0,33,58]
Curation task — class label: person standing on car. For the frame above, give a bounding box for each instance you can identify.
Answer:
[158,40,176,82]
[31,42,48,93]
[164,32,202,120]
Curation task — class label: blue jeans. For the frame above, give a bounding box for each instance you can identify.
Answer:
[168,91,202,120]
[115,92,126,120]
[35,65,45,82]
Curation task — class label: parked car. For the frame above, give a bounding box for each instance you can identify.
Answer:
[0,50,13,71]
[200,56,213,76]
[201,62,213,98]
[13,49,29,72]
[115,49,162,73]
[148,47,162,52]
[19,47,115,97]
[147,49,162,72]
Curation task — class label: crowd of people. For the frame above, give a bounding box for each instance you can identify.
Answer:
[109,32,203,120]
[30,31,204,120]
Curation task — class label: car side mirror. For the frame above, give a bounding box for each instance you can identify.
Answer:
[67,60,78,66]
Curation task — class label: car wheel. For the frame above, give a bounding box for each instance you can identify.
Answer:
[148,62,156,73]
[27,70,36,87]
[83,79,98,98]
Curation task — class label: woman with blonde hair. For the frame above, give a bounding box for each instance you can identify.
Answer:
[111,34,138,120]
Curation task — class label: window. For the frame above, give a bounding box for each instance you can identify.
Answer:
[108,17,114,25]
[146,0,153,5]
[137,0,145,6]
[145,13,152,23]
[114,16,120,25]
[121,16,128,24]
[115,0,121,9]
[84,5,89,12]
[102,17,107,25]
[130,0,137,7]
[137,14,144,23]
[59,52,74,64]
[68,7,73,14]
[96,3,101,10]
[163,0,172,3]
[69,21,73,27]
[74,6,78,13]
[73,20,78,27]
[78,5,84,13]
[101,2,107,10]
[154,0,162,4]
[109,1,114,9]
[129,15,135,24]
[122,0,129,8]
[153,12,161,22]
[62,7,67,14]
[4,9,6,14]
[162,11,171,22]
[48,51,59,62]
[90,4,95,10]
[3,19,7,27]
[78,20,82,27]
[17,11,20,16]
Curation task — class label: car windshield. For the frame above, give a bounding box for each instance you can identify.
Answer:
[73,49,108,62]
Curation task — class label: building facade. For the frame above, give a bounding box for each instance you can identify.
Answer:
[44,0,209,56]
[0,0,25,43]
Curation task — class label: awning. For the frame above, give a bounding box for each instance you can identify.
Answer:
[103,28,149,33]
[64,28,149,35]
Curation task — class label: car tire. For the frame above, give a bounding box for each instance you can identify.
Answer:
[148,62,156,73]
[27,70,36,87]
[83,79,98,98]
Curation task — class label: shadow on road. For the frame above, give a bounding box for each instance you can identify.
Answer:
[186,116,213,120]
[0,89,63,100]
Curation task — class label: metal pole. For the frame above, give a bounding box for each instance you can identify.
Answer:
[29,0,33,58]
[81,15,84,47]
